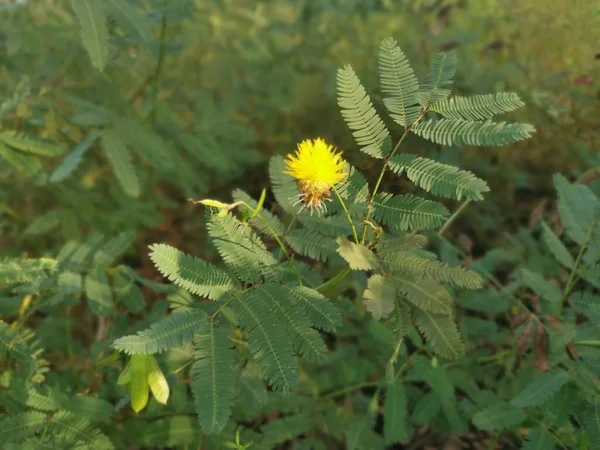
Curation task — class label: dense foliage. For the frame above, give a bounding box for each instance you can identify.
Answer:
[1,1,599,449]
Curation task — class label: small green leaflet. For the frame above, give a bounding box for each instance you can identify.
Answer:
[72,0,109,71]
[383,379,411,444]
[50,131,102,182]
[472,402,526,431]
[540,221,573,268]
[510,372,571,408]
[336,236,377,270]
[364,274,395,319]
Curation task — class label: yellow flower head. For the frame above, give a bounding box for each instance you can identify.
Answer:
[284,138,347,215]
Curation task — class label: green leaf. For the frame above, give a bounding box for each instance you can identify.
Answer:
[364,274,396,319]
[392,274,452,315]
[105,0,153,47]
[554,173,600,245]
[287,286,342,332]
[0,257,57,285]
[269,156,300,213]
[0,131,67,157]
[92,230,136,269]
[379,37,420,127]
[149,244,235,300]
[582,400,600,450]
[130,355,150,413]
[385,251,483,290]
[112,309,208,354]
[233,288,298,393]
[412,118,535,147]
[258,284,326,362]
[411,354,454,400]
[115,118,175,171]
[373,192,449,231]
[337,64,391,158]
[50,131,102,182]
[147,356,170,405]
[286,229,344,265]
[414,309,464,359]
[412,392,441,425]
[540,221,574,268]
[8,381,63,411]
[101,130,140,198]
[0,411,46,442]
[384,379,411,445]
[143,415,198,447]
[569,291,600,322]
[336,236,377,270]
[430,92,525,121]
[207,213,278,283]
[72,0,109,71]
[376,233,428,255]
[85,271,114,317]
[389,153,489,201]
[472,402,526,431]
[418,51,456,108]
[518,268,562,303]
[46,410,114,448]
[191,321,235,435]
[64,396,114,422]
[521,427,555,450]
[510,372,571,408]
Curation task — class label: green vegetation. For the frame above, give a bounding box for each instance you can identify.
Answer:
[1,1,599,448]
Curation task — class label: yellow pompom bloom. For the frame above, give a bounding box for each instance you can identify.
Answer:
[284,138,347,215]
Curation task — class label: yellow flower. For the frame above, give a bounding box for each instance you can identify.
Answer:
[284,138,347,215]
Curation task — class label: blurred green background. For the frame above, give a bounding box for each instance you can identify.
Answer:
[1,0,598,255]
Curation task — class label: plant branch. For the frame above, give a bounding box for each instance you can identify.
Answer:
[438,199,471,236]
[360,113,426,244]
[332,185,359,244]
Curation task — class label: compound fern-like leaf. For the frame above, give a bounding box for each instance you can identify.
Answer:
[112,309,208,354]
[287,286,342,332]
[149,244,235,300]
[0,411,46,443]
[392,274,452,315]
[414,309,464,359]
[258,284,326,362]
[101,130,140,198]
[232,288,298,393]
[390,154,489,201]
[373,192,449,231]
[72,0,109,71]
[207,213,278,282]
[418,51,456,108]
[379,37,421,127]
[412,118,535,147]
[337,65,391,158]
[510,372,571,408]
[191,321,235,435]
[430,93,524,121]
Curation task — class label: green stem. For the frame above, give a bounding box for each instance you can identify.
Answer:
[210,292,239,321]
[316,267,351,293]
[127,4,168,104]
[240,201,303,286]
[556,225,593,316]
[438,199,471,237]
[332,185,359,244]
[242,202,289,258]
[360,114,425,244]
[318,380,382,400]
[574,340,600,348]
